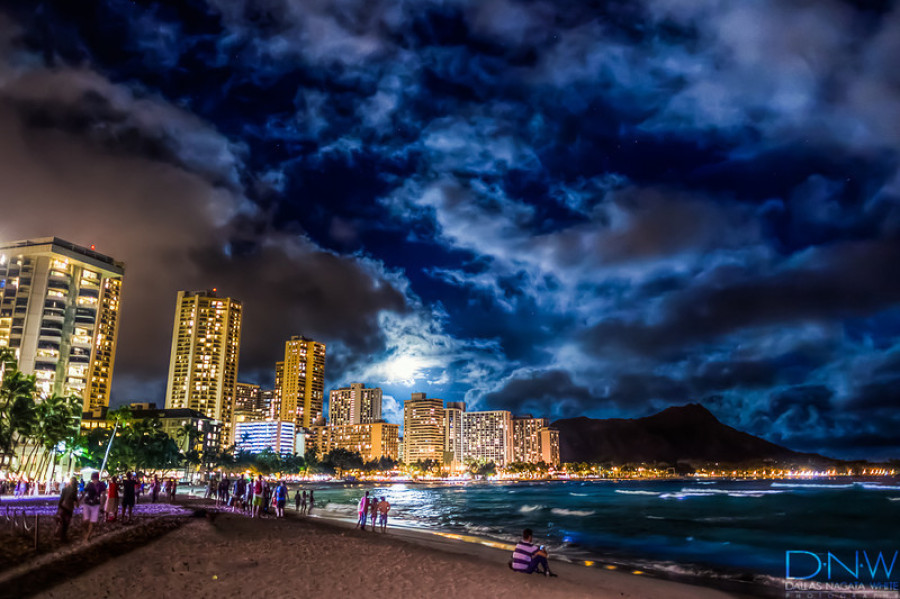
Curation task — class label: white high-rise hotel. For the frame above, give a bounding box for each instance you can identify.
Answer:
[402,394,560,469]
[0,238,124,410]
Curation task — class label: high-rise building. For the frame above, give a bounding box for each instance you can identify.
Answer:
[0,238,124,410]
[329,383,382,426]
[307,422,399,462]
[403,392,444,464]
[270,361,284,420]
[540,427,561,467]
[164,290,242,447]
[443,401,465,470]
[234,382,267,423]
[280,336,326,428]
[462,410,514,467]
[512,415,549,464]
[234,420,296,455]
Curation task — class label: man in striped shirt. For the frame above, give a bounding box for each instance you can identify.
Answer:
[510,528,557,577]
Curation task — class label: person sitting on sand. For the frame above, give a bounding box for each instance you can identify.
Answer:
[510,528,557,577]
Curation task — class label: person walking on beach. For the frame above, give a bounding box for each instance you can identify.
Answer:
[294,488,302,512]
[377,496,390,532]
[509,528,557,577]
[56,476,79,542]
[308,490,315,514]
[369,491,379,529]
[356,491,370,530]
[275,481,288,517]
[106,476,119,522]
[251,476,264,518]
[121,472,136,522]
[81,472,104,542]
[151,475,160,503]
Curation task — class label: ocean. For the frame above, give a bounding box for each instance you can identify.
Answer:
[301,479,899,593]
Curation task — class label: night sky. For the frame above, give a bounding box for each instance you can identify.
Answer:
[0,1,898,460]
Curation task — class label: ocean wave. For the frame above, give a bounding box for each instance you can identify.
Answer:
[645,515,666,520]
[658,488,784,499]
[325,503,357,514]
[770,482,854,489]
[519,504,545,513]
[569,492,588,497]
[614,490,660,496]
[888,497,900,501]
[551,508,596,517]
[860,483,900,491]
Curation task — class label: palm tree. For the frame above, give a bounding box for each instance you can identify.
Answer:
[0,369,37,471]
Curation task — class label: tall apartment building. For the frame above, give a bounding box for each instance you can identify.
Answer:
[462,410,514,467]
[540,427,561,467]
[443,401,465,470]
[270,361,284,420]
[403,392,445,464]
[164,290,242,447]
[308,422,399,462]
[512,415,549,463]
[0,238,124,410]
[234,382,267,423]
[234,420,296,455]
[329,383,382,426]
[280,336,326,428]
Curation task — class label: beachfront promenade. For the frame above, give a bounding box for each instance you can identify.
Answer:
[1,494,742,599]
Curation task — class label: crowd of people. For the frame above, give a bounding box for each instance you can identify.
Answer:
[354,490,391,532]
[54,471,171,543]
[203,474,318,520]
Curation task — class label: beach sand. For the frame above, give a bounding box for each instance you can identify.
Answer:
[27,508,747,599]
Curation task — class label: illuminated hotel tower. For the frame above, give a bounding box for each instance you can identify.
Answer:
[462,410,514,467]
[403,392,445,464]
[164,290,242,446]
[0,238,124,410]
[329,383,382,426]
[279,336,326,428]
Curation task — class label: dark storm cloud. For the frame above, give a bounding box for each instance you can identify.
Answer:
[1,0,899,457]
[583,239,900,358]
[481,369,603,419]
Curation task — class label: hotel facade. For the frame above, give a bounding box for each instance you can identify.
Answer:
[308,422,399,462]
[462,410,514,467]
[0,237,124,410]
[279,336,326,428]
[164,290,242,447]
[403,392,445,464]
[329,382,382,426]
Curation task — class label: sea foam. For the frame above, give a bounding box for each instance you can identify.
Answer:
[551,508,596,517]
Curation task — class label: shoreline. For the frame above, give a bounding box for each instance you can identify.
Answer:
[28,498,752,599]
[301,504,773,599]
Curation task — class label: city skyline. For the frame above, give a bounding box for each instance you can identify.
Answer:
[0,2,898,461]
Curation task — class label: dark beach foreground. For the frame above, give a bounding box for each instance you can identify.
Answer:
[10,497,747,599]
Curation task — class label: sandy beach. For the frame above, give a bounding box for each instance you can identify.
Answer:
[20,504,749,599]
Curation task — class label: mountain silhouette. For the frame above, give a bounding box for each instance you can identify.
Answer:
[552,403,834,466]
